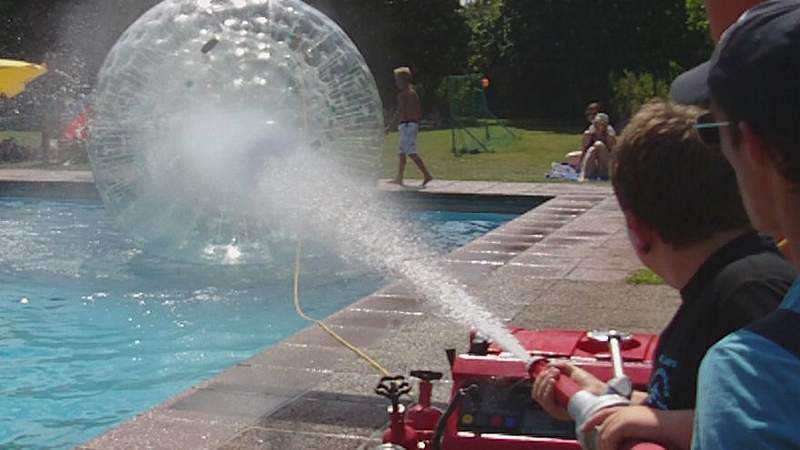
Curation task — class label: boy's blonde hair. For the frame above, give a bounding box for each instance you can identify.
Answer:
[393,66,413,83]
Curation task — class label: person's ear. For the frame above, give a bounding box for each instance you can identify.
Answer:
[623,210,654,254]
[739,122,772,169]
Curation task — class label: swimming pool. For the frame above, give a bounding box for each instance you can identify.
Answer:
[0,196,516,449]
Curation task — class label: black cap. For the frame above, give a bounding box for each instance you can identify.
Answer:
[670,0,800,106]
[709,1,800,123]
[670,61,711,105]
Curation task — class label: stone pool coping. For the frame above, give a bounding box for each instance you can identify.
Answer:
[0,169,98,198]
[0,171,680,450]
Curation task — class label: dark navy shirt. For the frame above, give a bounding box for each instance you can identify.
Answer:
[646,231,795,410]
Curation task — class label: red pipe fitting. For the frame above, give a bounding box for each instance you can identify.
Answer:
[383,404,418,449]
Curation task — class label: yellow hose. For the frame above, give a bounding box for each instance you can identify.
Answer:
[292,241,392,377]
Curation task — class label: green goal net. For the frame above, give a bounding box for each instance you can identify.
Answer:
[447,74,516,156]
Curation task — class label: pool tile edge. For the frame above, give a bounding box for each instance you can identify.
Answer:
[77,180,628,450]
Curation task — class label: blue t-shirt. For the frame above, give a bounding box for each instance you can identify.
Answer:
[693,278,800,449]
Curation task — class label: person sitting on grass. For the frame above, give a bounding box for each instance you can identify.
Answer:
[578,112,616,182]
[385,66,433,188]
[566,102,617,170]
[532,100,795,450]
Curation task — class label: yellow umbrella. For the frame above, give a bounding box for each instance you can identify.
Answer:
[0,59,47,98]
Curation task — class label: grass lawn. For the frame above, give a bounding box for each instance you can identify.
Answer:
[626,268,665,286]
[0,130,91,171]
[383,126,581,182]
[0,160,92,171]
[2,127,583,180]
[0,130,41,148]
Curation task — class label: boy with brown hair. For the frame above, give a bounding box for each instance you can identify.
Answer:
[667,1,800,447]
[386,66,433,187]
[532,100,794,449]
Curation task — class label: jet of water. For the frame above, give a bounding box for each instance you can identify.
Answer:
[256,150,532,363]
[86,0,531,361]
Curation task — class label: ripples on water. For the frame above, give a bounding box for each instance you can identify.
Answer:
[0,197,512,449]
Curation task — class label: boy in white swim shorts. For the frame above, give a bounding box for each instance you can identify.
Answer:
[386,66,433,187]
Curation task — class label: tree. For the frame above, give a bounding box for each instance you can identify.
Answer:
[463,0,508,72]
[1,0,717,127]
[307,0,470,113]
[686,0,710,33]
[610,69,671,120]
[466,0,712,121]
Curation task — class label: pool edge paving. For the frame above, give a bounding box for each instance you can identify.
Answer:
[0,172,680,450]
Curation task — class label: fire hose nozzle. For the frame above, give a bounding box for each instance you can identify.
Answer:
[530,360,629,450]
[528,358,581,406]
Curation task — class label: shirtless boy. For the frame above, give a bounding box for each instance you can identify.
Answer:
[386,67,433,187]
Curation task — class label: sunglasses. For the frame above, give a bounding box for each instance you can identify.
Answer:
[694,112,731,146]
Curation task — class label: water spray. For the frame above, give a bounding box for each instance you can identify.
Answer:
[89,3,542,441]
[89,0,384,264]
[83,4,677,450]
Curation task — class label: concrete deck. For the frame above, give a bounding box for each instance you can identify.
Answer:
[1,171,679,450]
[0,169,98,198]
[0,168,94,183]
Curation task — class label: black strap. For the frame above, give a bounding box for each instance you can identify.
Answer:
[745,309,800,359]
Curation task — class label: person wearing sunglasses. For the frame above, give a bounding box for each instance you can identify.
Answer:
[532,100,794,450]
[670,1,800,448]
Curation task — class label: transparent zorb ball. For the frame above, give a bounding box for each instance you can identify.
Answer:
[89,0,383,264]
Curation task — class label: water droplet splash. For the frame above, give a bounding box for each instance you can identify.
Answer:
[89,0,384,264]
[256,151,533,362]
[88,0,531,362]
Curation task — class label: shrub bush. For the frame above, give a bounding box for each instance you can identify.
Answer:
[609,70,671,123]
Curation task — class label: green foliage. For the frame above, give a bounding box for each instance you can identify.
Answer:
[463,0,509,72]
[463,0,711,120]
[686,0,710,33]
[626,268,666,286]
[0,131,41,149]
[609,70,671,120]
[2,0,714,124]
[609,60,686,119]
[308,0,470,113]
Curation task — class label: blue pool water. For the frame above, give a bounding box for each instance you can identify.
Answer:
[0,197,515,449]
